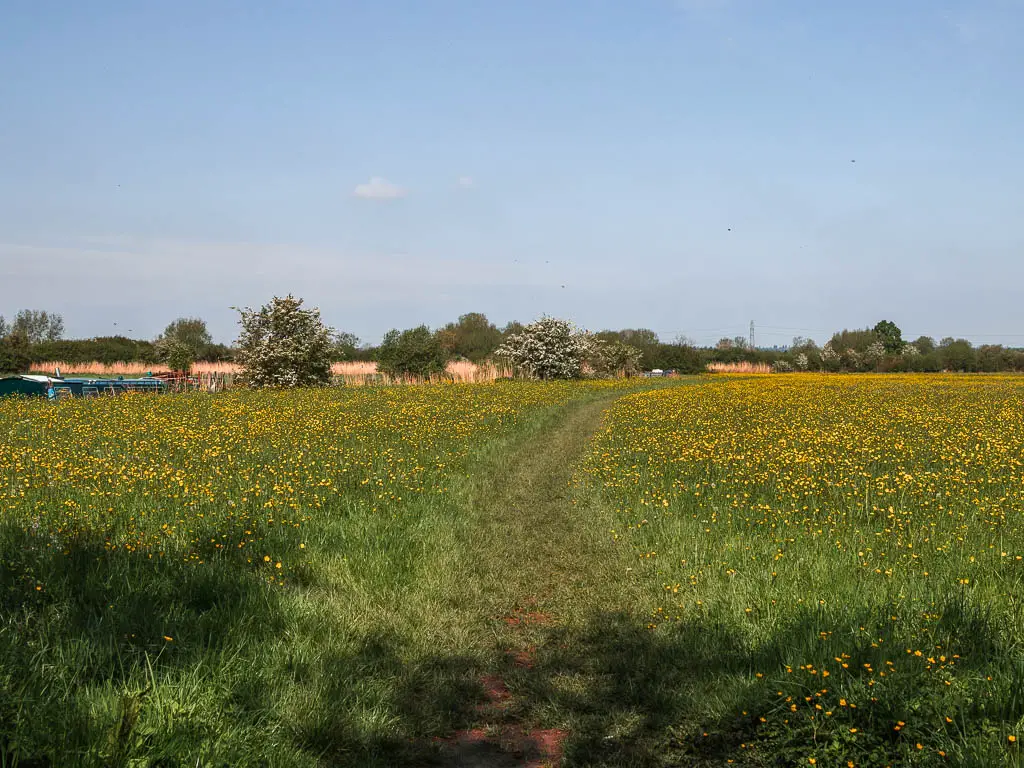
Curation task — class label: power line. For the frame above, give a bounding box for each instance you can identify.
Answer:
[650,327,743,334]
[757,325,831,333]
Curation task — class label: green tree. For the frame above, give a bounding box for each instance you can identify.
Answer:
[650,342,705,374]
[201,343,234,362]
[376,326,450,378]
[588,339,642,377]
[1009,350,1024,372]
[596,329,661,369]
[790,337,822,370]
[156,317,213,371]
[872,320,904,354]
[436,313,503,363]
[26,336,160,366]
[711,336,753,364]
[977,345,1010,372]
[159,318,212,353]
[162,340,196,373]
[595,328,659,347]
[12,310,64,344]
[913,336,936,355]
[331,332,360,361]
[828,328,878,354]
[938,338,977,372]
[234,295,334,388]
[0,329,31,374]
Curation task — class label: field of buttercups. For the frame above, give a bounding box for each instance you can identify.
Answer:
[584,374,1024,766]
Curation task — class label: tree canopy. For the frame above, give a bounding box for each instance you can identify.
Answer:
[377,326,450,378]
[872,320,904,354]
[436,313,503,363]
[9,310,64,344]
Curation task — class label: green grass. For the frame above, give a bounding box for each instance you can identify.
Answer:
[4,374,1022,767]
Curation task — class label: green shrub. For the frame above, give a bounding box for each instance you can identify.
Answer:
[0,330,31,373]
[377,326,450,378]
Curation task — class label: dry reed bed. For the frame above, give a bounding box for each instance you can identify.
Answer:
[30,359,508,385]
[706,361,772,374]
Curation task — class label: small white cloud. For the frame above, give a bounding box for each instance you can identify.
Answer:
[353,177,407,200]
[457,175,474,188]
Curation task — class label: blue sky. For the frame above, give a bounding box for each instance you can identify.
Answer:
[1,0,1022,347]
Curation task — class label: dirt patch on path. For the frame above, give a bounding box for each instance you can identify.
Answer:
[439,614,565,766]
[502,612,553,628]
[437,726,566,768]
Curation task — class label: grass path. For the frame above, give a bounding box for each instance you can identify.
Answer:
[420,394,670,767]
[463,395,638,624]
[278,389,706,767]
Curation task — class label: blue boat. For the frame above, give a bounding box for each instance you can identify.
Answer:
[59,377,167,397]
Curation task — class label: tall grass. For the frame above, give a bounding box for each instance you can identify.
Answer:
[30,359,509,385]
[706,360,772,374]
[30,360,239,376]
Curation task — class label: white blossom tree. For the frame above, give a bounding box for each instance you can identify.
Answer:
[495,316,592,380]
[863,340,887,366]
[234,295,334,387]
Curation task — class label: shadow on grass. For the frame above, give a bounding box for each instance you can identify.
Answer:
[288,632,484,766]
[0,523,289,767]
[291,603,1024,767]
[279,610,795,766]
[4,525,1021,768]
[502,602,1024,767]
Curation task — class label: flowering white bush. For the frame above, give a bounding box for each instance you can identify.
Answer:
[794,352,809,371]
[902,343,920,357]
[772,359,795,373]
[864,341,887,364]
[235,295,334,388]
[495,316,592,380]
[843,348,863,371]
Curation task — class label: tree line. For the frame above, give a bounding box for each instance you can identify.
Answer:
[1,305,1022,377]
[769,320,1024,373]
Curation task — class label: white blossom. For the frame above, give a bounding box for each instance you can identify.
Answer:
[864,341,887,362]
[495,316,592,380]
[234,295,334,388]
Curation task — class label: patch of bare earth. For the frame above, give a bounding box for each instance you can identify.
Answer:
[437,727,566,768]
[503,600,554,629]
[436,606,565,767]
